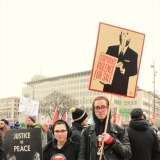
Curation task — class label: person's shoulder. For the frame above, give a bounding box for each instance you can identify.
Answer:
[33,123,42,128]
[127,47,138,55]
[108,45,119,49]
[43,139,54,151]
[112,123,126,135]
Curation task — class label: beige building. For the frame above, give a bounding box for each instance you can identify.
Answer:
[21,70,160,127]
[0,96,20,123]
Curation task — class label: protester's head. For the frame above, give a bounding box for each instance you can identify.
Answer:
[42,122,49,134]
[142,113,147,120]
[15,122,20,127]
[27,116,36,127]
[119,31,131,48]
[0,119,9,130]
[92,96,109,122]
[53,120,72,143]
[20,122,27,129]
[70,107,88,126]
[130,108,143,119]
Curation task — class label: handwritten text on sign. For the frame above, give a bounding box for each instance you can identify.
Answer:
[93,53,118,84]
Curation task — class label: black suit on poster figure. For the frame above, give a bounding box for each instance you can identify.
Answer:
[102,31,138,96]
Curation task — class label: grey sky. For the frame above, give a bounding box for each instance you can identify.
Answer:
[0,0,160,98]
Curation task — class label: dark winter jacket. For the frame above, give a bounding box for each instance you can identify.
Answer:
[78,103,131,160]
[0,131,4,160]
[78,121,131,160]
[71,122,84,143]
[43,138,79,160]
[126,119,160,160]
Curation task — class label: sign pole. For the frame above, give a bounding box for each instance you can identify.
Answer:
[99,94,112,160]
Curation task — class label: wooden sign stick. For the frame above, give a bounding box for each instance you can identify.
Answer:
[99,94,112,160]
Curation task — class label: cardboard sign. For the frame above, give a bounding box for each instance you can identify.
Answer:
[4,128,42,160]
[19,96,39,117]
[93,53,118,85]
[89,22,145,98]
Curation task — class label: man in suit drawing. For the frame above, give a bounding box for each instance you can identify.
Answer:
[102,31,138,95]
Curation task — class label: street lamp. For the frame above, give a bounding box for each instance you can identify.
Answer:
[150,60,157,113]
[31,85,34,100]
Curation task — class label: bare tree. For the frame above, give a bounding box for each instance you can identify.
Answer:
[39,91,79,119]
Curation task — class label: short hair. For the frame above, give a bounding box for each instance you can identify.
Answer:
[92,96,109,107]
[1,119,9,125]
[130,108,143,119]
[142,113,147,120]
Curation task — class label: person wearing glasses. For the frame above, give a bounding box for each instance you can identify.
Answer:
[78,96,131,160]
[43,119,79,160]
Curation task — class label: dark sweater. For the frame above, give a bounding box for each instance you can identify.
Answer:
[43,138,79,160]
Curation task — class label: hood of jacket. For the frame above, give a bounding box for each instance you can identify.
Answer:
[129,119,149,131]
[33,123,42,128]
[71,122,84,131]
[53,119,72,138]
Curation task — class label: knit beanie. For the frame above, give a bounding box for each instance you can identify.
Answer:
[20,122,26,127]
[70,107,88,124]
[28,116,36,123]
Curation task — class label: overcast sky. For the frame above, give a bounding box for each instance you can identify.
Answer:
[0,0,160,98]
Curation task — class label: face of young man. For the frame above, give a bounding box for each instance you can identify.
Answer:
[0,121,6,130]
[27,118,34,127]
[54,124,67,143]
[81,117,89,126]
[94,100,109,121]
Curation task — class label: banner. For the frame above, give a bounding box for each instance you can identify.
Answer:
[61,112,67,121]
[89,22,145,98]
[4,128,42,160]
[19,96,39,117]
[51,107,59,125]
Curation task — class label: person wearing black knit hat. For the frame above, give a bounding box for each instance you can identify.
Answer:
[70,107,88,143]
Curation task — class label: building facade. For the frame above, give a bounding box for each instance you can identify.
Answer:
[21,70,160,127]
[0,96,20,123]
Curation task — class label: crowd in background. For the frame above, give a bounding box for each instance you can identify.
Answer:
[0,96,160,160]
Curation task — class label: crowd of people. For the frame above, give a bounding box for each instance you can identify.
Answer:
[0,95,160,160]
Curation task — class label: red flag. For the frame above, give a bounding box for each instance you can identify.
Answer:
[26,115,28,124]
[51,107,59,125]
[61,112,67,121]
[150,113,156,124]
[112,108,117,123]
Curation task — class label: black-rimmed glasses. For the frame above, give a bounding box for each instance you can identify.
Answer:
[94,105,108,111]
[54,130,67,133]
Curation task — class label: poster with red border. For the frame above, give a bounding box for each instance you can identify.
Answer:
[89,22,145,98]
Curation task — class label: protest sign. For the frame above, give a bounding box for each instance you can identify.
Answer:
[89,22,145,98]
[19,96,39,117]
[4,128,42,160]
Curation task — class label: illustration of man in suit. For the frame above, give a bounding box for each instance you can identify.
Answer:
[102,31,138,95]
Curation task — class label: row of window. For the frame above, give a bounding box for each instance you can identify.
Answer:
[24,78,90,92]
[124,101,137,105]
